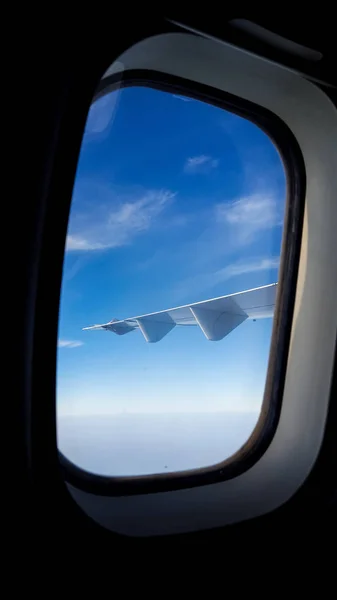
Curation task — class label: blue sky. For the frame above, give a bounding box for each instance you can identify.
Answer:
[57,86,285,471]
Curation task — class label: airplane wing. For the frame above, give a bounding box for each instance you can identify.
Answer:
[83,283,277,343]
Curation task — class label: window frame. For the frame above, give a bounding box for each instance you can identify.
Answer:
[58,68,305,496]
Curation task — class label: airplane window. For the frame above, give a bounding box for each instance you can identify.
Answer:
[57,83,286,478]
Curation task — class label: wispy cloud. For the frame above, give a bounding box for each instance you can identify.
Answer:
[66,189,175,252]
[214,256,280,282]
[184,155,219,173]
[58,339,84,348]
[174,257,280,298]
[138,190,283,282]
[215,193,281,243]
[66,236,106,251]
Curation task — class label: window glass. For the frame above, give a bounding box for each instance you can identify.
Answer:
[57,84,286,477]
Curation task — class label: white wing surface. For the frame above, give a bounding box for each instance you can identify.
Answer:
[83,283,277,343]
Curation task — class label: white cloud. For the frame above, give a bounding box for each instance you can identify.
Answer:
[215,193,280,242]
[58,340,84,348]
[174,256,280,298]
[66,189,175,252]
[213,256,280,283]
[184,155,219,173]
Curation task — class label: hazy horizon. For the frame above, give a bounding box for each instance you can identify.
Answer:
[58,410,259,476]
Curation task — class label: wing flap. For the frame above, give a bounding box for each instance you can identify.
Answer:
[136,314,176,343]
[105,321,137,335]
[190,304,248,341]
[83,321,136,335]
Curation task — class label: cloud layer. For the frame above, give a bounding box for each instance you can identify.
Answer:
[184,155,219,173]
[66,189,175,252]
[58,340,84,348]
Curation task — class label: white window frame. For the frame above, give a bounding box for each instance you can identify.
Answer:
[65,32,337,536]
